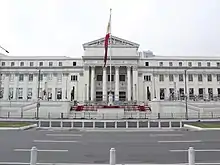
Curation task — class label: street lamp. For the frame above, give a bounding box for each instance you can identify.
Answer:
[184,69,188,120]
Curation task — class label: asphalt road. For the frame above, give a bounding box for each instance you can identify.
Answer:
[1,129,220,164]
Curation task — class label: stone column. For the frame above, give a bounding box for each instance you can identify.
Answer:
[102,67,107,101]
[83,66,90,102]
[3,73,9,100]
[62,73,68,100]
[91,66,95,101]
[13,73,18,100]
[23,73,28,100]
[114,66,119,101]
[132,66,138,102]
[127,66,131,101]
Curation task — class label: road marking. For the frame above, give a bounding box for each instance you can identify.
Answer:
[33,140,78,143]
[170,149,220,152]
[46,134,82,137]
[150,134,183,137]
[14,149,68,152]
[158,140,202,143]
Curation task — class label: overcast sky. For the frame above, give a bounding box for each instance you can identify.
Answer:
[0,0,219,57]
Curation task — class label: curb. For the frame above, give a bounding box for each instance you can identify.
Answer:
[0,124,37,131]
[184,124,220,131]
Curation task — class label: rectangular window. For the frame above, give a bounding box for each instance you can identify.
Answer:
[49,62,53,66]
[17,88,23,99]
[108,75,114,81]
[207,62,211,67]
[179,74,183,82]
[188,74,193,81]
[159,62,163,66]
[169,74,174,82]
[207,74,212,82]
[0,87,4,99]
[96,75,102,81]
[39,62,43,66]
[169,62,173,66]
[179,62,182,66]
[28,74,33,81]
[217,62,220,67]
[198,62,201,67]
[144,75,151,81]
[71,75,78,81]
[20,62,24,66]
[27,88,32,99]
[19,74,24,81]
[11,62,15,66]
[198,74,203,82]
[188,62,192,67]
[96,92,102,101]
[73,62,76,66]
[1,62,5,66]
[8,88,13,99]
[120,75,125,81]
[30,62,34,66]
[159,75,164,81]
[119,91,126,101]
[145,62,149,66]
[217,74,220,81]
[58,62,62,66]
[56,88,62,100]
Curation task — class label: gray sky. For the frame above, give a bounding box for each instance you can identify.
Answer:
[0,0,219,57]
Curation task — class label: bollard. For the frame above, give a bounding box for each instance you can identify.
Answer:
[188,147,195,165]
[110,148,116,165]
[30,146,37,165]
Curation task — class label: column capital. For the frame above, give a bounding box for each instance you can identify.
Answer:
[83,66,89,70]
[102,66,107,70]
[132,66,138,71]
[115,66,120,69]
[91,65,95,69]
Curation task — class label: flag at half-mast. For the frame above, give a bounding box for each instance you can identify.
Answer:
[104,9,112,67]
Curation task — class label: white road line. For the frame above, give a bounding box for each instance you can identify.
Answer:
[46,134,82,137]
[33,140,78,143]
[170,149,220,152]
[14,149,68,152]
[158,140,202,143]
[150,134,183,137]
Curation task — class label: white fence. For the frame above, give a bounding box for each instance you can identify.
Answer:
[28,146,196,165]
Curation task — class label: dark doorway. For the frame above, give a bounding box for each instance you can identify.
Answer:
[71,86,75,101]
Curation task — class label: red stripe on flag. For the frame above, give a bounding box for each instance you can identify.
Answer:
[104,33,110,67]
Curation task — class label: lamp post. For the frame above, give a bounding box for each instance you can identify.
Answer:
[184,69,188,120]
[36,69,41,119]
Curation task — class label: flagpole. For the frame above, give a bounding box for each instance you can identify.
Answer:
[109,8,113,105]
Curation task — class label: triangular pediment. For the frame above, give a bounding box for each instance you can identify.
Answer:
[83,35,139,49]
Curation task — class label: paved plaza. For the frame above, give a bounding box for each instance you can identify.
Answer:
[0,128,220,164]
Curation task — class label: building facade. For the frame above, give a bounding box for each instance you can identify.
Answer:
[0,35,220,104]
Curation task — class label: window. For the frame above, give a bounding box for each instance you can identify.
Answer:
[30,62,34,66]
[39,62,43,66]
[9,74,14,81]
[217,62,220,67]
[188,62,192,67]
[19,74,24,81]
[20,62,24,66]
[159,62,163,66]
[217,74,220,81]
[169,74,174,82]
[40,74,43,81]
[49,62,53,66]
[57,74,62,82]
[58,62,62,66]
[207,74,212,82]
[144,75,151,81]
[27,88,32,99]
[73,62,76,66]
[96,92,102,101]
[56,88,62,100]
[1,62,5,66]
[47,74,52,81]
[108,75,114,81]
[96,75,102,81]
[160,88,165,100]
[207,62,211,67]
[198,62,201,67]
[28,74,33,81]
[11,62,15,66]
[17,88,23,99]
[0,87,3,99]
[179,74,183,82]
[120,75,125,81]
[8,88,13,100]
[188,74,193,81]
[179,62,182,66]
[145,62,149,66]
[71,75,78,81]
[119,91,126,101]
[198,74,203,82]
[159,75,164,81]
[169,62,173,66]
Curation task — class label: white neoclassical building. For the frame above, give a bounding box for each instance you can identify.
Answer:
[1,35,220,104]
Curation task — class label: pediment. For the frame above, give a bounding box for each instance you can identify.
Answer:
[83,35,139,49]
